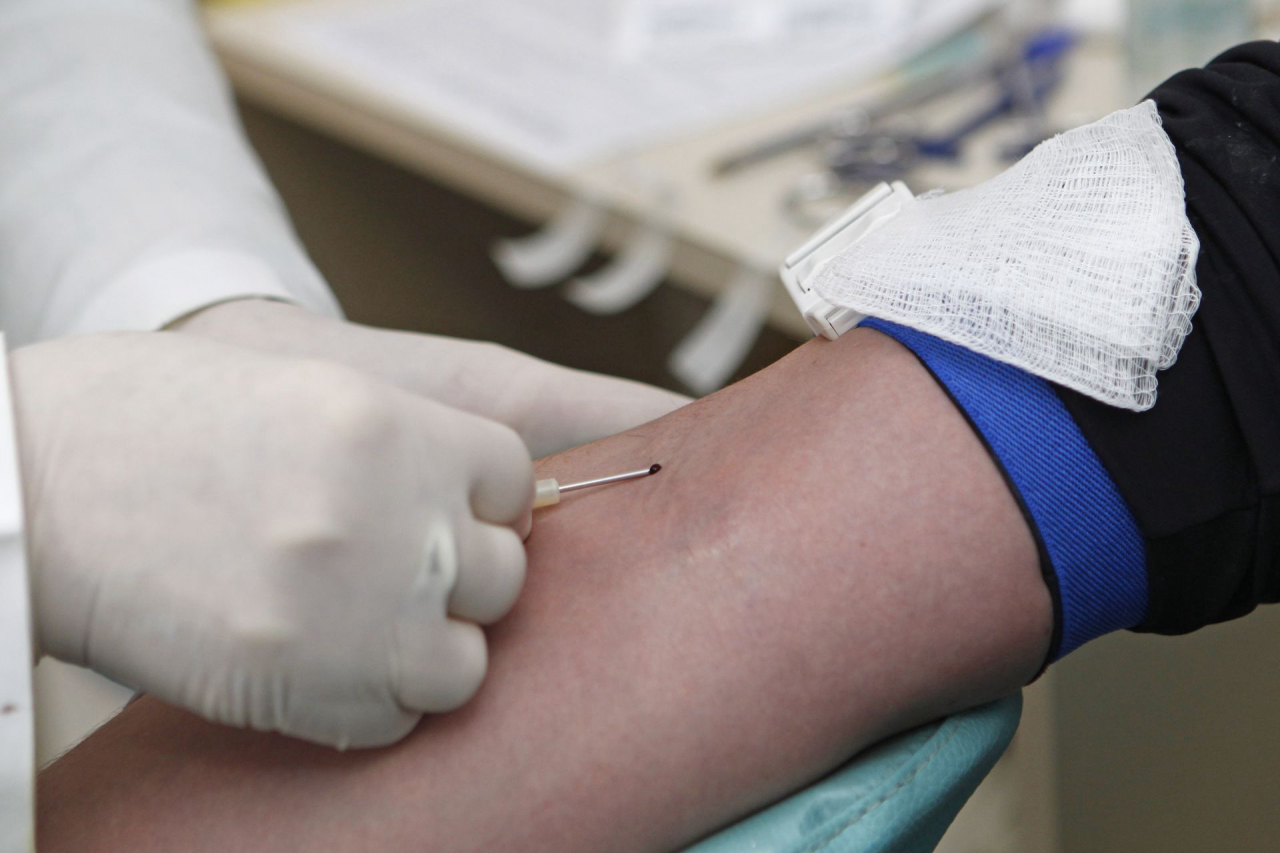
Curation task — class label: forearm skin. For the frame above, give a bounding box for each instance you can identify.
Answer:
[36,330,1051,852]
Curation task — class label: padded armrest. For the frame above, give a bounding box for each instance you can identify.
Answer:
[684,693,1022,853]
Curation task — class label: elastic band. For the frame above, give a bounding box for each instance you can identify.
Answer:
[863,319,1147,661]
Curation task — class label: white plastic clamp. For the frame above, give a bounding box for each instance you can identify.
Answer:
[780,181,916,339]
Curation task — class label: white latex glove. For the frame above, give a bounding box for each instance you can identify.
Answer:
[175,299,692,458]
[10,332,534,749]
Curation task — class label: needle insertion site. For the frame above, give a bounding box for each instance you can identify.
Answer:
[534,464,661,509]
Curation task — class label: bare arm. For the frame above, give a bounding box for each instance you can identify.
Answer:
[36,329,1051,853]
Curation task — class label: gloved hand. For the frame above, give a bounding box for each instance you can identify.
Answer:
[10,331,534,749]
[173,299,692,457]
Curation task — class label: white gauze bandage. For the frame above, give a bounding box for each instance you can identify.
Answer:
[809,101,1200,411]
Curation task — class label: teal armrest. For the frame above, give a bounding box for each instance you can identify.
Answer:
[683,693,1022,853]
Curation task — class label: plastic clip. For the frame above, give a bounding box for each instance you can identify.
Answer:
[780,181,916,339]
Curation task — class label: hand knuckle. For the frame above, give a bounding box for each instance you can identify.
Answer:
[487,420,530,465]
[264,518,349,568]
[226,606,297,665]
[282,360,396,450]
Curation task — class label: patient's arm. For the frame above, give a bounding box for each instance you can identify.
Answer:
[36,329,1051,853]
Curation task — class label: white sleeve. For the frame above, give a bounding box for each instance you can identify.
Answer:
[0,337,33,853]
[0,0,343,347]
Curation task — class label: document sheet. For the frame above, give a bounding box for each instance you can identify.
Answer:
[247,0,1001,175]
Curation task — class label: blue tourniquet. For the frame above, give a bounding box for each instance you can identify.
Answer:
[862,319,1147,661]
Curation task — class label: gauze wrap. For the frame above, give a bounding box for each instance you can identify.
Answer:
[810,101,1200,411]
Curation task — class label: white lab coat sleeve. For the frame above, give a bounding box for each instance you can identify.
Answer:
[0,336,34,853]
[0,0,343,347]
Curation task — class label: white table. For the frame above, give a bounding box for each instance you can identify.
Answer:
[204,1,1128,337]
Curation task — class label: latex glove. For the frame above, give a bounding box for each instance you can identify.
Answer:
[174,299,692,457]
[10,332,533,749]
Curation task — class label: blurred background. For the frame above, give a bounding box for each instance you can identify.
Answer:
[36,1,1280,850]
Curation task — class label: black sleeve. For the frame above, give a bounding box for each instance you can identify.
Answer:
[1053,41,1280,635]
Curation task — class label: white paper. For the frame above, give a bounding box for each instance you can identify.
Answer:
[256,0,1002,175]
[491,198,604,288]
[564,223,672,314]
[668,265,772,394]
[618,0,907,59]
[616,0,763,59]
